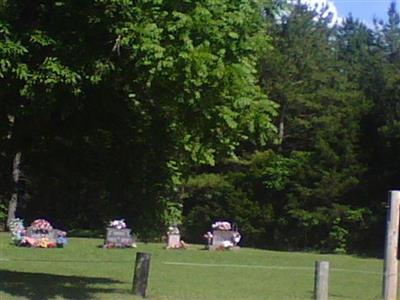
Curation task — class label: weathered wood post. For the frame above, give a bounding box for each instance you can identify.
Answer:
[132,252,151,298]
[314,261,329,300]
[382,191,400,300]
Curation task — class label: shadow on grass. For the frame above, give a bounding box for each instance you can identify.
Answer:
[0,269,130,300]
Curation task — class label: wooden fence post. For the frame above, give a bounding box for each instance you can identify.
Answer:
[383,191,400,300]
[314,261,329,300]
[132,252,151,298]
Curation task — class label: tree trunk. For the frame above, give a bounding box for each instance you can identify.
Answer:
[278,105,285,151]
[279,114,284,143]
[7,151,21,227]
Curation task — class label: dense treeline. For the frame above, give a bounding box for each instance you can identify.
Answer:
[1,0,399,254]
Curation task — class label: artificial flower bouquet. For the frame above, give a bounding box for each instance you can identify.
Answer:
[55,230,68,247]
[9,218,26,244]
[109,219,127,230]
[212,221,232,231]
[30,219,53,232]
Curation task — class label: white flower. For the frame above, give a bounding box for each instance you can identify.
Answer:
[109,219,127,229]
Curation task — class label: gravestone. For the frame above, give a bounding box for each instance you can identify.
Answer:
[208,230,238,250]
[166,225,182,249]
[203,221,241,250]
[167,233,181,248]
[212,230,235,246]
[25,227,57,242]
[207,222,241,250]
[105,228,135,248]
[23,227,67,248]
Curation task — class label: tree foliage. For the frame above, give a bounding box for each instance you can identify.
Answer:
[0,0,276,236]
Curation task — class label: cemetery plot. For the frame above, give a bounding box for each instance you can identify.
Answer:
[103,219,136,248]
[166,225,188,249]
[9,218,68,248]
[0,233,384,300]
[204,221,241,250]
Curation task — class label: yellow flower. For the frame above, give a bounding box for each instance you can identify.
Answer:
[38,238,50,248]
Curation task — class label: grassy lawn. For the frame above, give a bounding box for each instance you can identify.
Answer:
[0,232,388,300]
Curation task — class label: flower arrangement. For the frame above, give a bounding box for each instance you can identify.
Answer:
[203,231,213,246]
[109,219,126,230]
[56,236,68,247]
[30,219,53,232]
[212,221,231,231]
[36,237,57,248]
[55,230,68,247]
[8,218,26,244]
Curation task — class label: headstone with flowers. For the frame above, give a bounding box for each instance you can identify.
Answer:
[166,225,187,249]
[104,219,137,248]
[9,218,68,248]
[203,221,241,250]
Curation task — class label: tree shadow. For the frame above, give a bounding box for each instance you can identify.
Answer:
[0,269,130,300]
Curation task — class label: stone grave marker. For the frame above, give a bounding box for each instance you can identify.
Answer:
[17,219,68,248]
[167,226,181,249]
[206,221,241,250]
[25,227,57,242]
[212,230,235,247]
[105,228,134,248]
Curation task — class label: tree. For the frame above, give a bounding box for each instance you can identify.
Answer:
[260,2,371,251]
[0,0,277,232]
[371,2,400,191]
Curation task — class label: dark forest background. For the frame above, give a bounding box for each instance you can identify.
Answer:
[1,0,399,255]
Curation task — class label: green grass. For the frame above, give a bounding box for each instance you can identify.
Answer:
[0,232,389,300]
